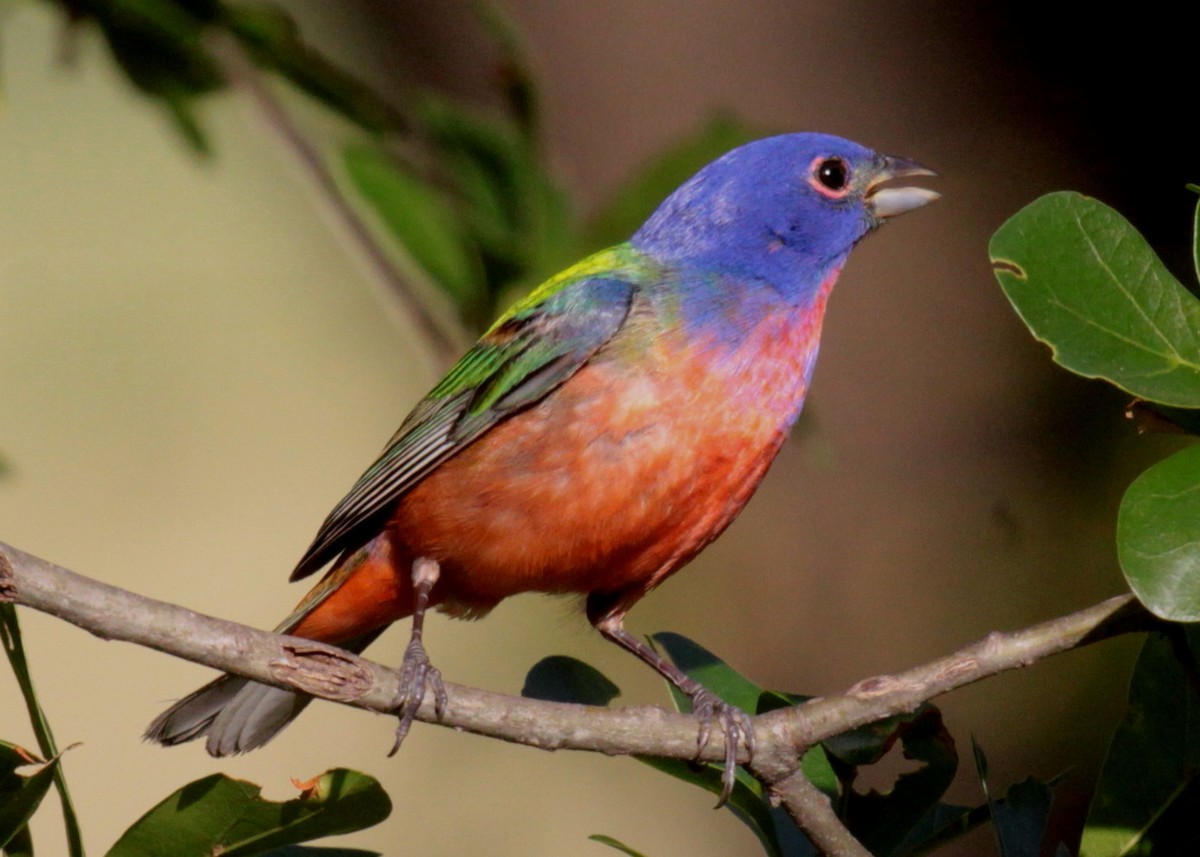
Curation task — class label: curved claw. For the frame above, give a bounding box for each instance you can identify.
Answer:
[388,637,448,755]
[689,687,756,808]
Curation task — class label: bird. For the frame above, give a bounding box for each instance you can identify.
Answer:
[145,132,937,800]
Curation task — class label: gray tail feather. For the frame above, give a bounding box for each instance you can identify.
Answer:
[144,675,313,757]
[144,631,383,757]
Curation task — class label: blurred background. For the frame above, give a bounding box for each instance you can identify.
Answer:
[1,1,1197,854]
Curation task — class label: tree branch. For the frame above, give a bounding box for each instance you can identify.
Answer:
[0,540,1155,856]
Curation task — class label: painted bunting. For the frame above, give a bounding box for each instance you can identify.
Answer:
[146,133,937,798]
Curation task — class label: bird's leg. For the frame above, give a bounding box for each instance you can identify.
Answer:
[590,603,756,807]
[389,556,448,754]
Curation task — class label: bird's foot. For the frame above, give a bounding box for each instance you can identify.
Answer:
[388,637,448,755]
[689,686,757,808]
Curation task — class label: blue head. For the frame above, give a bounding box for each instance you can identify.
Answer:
[631,133,936,308]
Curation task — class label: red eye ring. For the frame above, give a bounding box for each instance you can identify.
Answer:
[808,156,852,199]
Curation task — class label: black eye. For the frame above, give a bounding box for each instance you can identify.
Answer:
[816,157,849,191]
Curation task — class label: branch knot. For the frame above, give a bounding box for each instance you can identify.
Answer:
[269,642,376,701]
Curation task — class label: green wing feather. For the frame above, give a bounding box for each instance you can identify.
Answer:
[290,245,653,580]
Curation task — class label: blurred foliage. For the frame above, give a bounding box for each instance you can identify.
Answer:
[992,190,1200,855]
[46,0,407,152]
[39,0,757,332]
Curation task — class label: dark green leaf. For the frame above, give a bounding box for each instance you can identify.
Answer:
[1128,402,1200,436]
[649,632,761,713]
[841,708,958,857]
[990,192,1200,406]
[0,744,60,853]
[644,636,825,855]
[891,801,985,857]
[106,769,391,857]
[755,689,809,714]
[586,116,758,250]
[0,606,82,856]
[75,0,221,152]
[1131,774,1200,855]
[799,745,839,801]
[971,739,990,790]
[588,834,650,857]
[1192,188,1200,287]
[521,656,620,706]
[992,778,1054,857]
[259,848,380,857]
[3,824,32,857]
[809,703,951,779]
[1117,443,1200,620]
[1081,628,1200,856]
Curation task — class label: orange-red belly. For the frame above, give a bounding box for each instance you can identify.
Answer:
[294,308,824,641]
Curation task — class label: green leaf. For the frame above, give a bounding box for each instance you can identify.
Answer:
[1081,628,1200,857]
[1192,188,1200,287]
[990,191,1200,407]
[649,632,762,713]
[3,824,32,857]
[798,745,840,801]
[0,606,83,856]
[521,656,621,706]
[588,834,651,857]
[1131,774,1200,856]
[0,744,60,853]
[975,741,1054,857]
[258,848,380,856]
[342,144,485,319]
[585,115,758,250]
[891,801,984,857]
[55,0,411,153]
[1127,402,1200,436]
[992,778,1054,857]
[641,636,814,855]
[1117,443,1200,620]
[106,769,391,857]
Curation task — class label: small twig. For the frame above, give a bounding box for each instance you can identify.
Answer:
[205,33,469,364]
[0,540,1154,856]
[769,770,872,857]
[762,593,1148,756]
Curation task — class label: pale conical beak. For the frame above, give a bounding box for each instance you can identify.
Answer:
[865,155,940,219]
